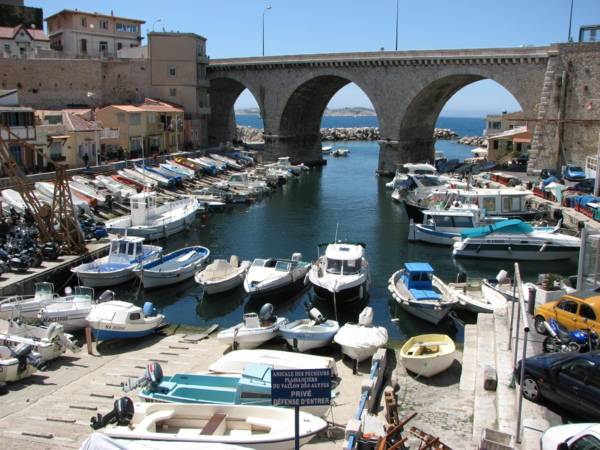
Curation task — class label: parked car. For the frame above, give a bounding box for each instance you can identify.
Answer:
[563,164,587,182]
[541,423,600,449]
[534,292,600,336]
[515,351,600,421]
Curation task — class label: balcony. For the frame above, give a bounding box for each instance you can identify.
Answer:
[100,128,119,140]
[0,126,36,141]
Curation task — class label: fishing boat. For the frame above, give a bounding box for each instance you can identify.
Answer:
[400,334,456,378]
[111,174,144,192]
[71,236,163,288]
[180,157,215,175]
[160,162,195,179]
[0,345,39,382]
[147,166,183,186]
[38,286,100,332]
[134,166,177,188]
[279,306,339,352]
[86,300,166,341]
[69,180,108,206]
[449,281,508,314]
[308,241,370,303]
[35,181,93,215]
[210,153,244,170]
[481,270,518,303]
[208,349,338,377]
[452,219,581,261]
[243,253,310,297]
[195,256,251,295]
[119,169,158,190]
[331,148,349,157]
[97,400,327,450]
[104,192,199,240]
[0,319,79,362]
[95,175,138,199]
[333,307,388,363]
[388,263,459,325]
[134,246,210,289]
[217,304,287,350]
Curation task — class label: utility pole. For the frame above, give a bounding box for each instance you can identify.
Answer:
[594,131,600,197]
[395,0,399,51]
[262,5,272,56]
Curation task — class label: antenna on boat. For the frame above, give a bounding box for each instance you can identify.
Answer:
[333,280,338,323]
[334,222,339,243]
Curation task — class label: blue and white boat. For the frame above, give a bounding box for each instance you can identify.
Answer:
[388,263,459,325]
[71,236,162,288]
[133,246,210,289]
[280,306,339,352]
[133,165,175,188]
[86,300,166,341]
[159,162,194,180]
[136,362,330,416]
[149,165,183,185]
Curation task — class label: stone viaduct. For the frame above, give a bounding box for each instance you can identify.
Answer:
[208,44,600,175]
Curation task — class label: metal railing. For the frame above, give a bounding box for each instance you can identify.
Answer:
[507,262,530,444]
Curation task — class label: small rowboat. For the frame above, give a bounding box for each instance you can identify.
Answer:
[280,307,339,352]
[400,334,456,378]
[195,256,250,295]
[111,174,144,192]
[134,246,210,289]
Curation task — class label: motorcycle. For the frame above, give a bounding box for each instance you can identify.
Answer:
[542,318,599,353]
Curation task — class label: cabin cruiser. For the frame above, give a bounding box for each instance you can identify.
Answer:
[308,241,370,303]
[243,253,310,297]
[386,163,440,189]
[452,219,580,261]
[392,174,451,212]
[71,236,162,287]
[86,300,166,341]
[105,192,199,240]
[388,263,459,324]
[216,172,269,195]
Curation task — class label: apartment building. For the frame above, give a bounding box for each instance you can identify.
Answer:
[0,24,49,58]
[45,9,144,58]
[0,89,36,173]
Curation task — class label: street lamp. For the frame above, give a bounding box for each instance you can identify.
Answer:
[152,18,162,32]
[567,0,574,42]
[262,5,272,56]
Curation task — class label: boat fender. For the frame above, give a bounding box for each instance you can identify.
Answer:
[143,302,157,317]
[496,270,508,283]
[230,255,240,268]
[507,246,512,253]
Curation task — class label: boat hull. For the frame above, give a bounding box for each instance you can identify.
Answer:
[74,268,135,288]
[452,245,579,261]
[201,273,246,295]
[398,302,452,325]
[108,213,196,241]
[312,280,368,303]
[217,318,286,350]
[90,326,160,341]
[280,320,339,352]
[244,273,308,299]
[410,224,456,246]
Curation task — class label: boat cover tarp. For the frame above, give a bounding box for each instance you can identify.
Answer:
[575,195,600,207]
[460,219,533,239]
[334,323,388,349]
[409,289,441,300]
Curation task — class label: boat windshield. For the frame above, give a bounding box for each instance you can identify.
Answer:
[416,176,443,187]
[119,241,128,254]
[414,169,436,175]
[275,261,291,272]
[326,258,361,275]
[252,259,267,267]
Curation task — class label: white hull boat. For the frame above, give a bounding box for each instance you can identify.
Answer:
[35,181,92,216]
[38,286,97,332]
[105,193,198,240]
[217,306,287,350]
[81,433,251,450]
[208,349,338,377]
[95,175,137,199]
[388,263,459,325]
[119,169,158,190]
[86,300,166,341]
[0,319,79,362]
[333,307,388,363]
[243,253,310,297]
[280,307,339,352]
[0,345,37,382]
[72,236,162,288]
[69,180,107,206]
[195,257,251,295]
[400,334,456,378]
[160,162,195,180]
[100,402,327,450]
[134,246,210,289]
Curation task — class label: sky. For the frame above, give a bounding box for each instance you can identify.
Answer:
[32,0,600,117]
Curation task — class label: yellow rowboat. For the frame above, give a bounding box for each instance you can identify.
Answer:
[400,334,456,378]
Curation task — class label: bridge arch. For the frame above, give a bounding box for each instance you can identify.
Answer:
[207,76,264,147]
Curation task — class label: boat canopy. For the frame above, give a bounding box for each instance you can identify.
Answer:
[460,219,533,239]
[404,262,434,273]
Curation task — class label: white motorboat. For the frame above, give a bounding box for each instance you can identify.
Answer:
[217,304,287,350]
[71,236,163,288]
[99,401,327,450]
[243,253,310,297]
[81,433,252,450]
[195,256,251,295]
[216,172,269,195]
[118,169,158,190]
[160,162,195,180]
[407,204,506,246]
[0,345,37,382]
[0,319,80,361]
[0,189,48,213]
[95,175,137,199]
[333,307,388,363]
[452,219,580,261]
[210,153,244,170]
[38,286,99,332]
[400,334,456,378]
[105,192,199,240]
[0,282,90,321]
[331,148,349,157]
[134,246,210,289]
[133,166,173,188]
[280,306,339,352]
[481,270,518,303]
[35,181,93,216]
[86,300,166,341]
[388,263,459,325]
[385,163,440,189]
[308,241,370,303]
[69,180,108,206]
[322,146,332,154]
[208,349,338,378]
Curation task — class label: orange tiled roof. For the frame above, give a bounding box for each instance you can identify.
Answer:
[0,25,49,42]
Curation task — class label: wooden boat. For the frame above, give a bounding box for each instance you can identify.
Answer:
[81,433,251,450]
[208,349,338,378]
[100,401,327,450]
[217,304,287,350]
[134,246,210,289]
[195,256,251,295]
[448,281,508,314]
[86,300,166,341]
[400,334,456,378]
[280,307,339,352]
[0,345,37,382]
[333,307,388,363]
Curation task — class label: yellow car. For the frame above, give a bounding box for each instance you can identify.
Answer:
[534,292,600,335]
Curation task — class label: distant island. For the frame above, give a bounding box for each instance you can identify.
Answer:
[236,107,377,117]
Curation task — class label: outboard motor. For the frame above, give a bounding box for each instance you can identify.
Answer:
[44,322,64,342]
[98,290,115,303]
[291,253,303,262]
[11,343,46,373]
[90,397,135,430]
[259,303,275,325]
[308,307,326,325]
[143,302,157,317]
[455,271,467,284]
[122,362,163,393]
[496,270,508,284]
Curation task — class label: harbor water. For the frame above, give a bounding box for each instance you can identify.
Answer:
[108,117,578,345]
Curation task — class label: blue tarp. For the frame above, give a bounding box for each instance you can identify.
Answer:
[541,176,559,188]
[575,195,600,207]
[460,219,533,239]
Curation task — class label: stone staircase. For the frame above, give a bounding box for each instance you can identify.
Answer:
[460,307,561,450]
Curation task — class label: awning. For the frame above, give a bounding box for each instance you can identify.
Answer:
[48,135,69,140]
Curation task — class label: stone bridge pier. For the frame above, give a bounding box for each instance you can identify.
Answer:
[207,46,589,175]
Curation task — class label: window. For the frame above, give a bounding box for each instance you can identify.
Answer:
[493,140,499,150]
[117,42,123,50]
[129,313,141,321]
[453,216,475,228]
[129,113,141,125]
[326,258,342,274]
[169,67,176,77]
[81,39,87,53]
[502,196,522,213]
[342,259,361,275]
[99,41,108,53]
[579,304,597,321]
[99,20,109,30]
[557,300,578,314]
[169,88,177,97]
[482,197,497,212]
[560,358,595,382]
[589,369,600,389]
[81,17,87,27]
[116,23,138,33]
[571,435,600,450]
[4,44,9,52]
